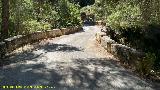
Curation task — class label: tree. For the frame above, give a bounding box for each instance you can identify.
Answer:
[69,0,95,7]
[1,0,9,39]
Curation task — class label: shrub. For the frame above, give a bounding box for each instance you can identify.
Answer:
[136,52,156,76]
[107,2,142,30]
[22,20,52,34]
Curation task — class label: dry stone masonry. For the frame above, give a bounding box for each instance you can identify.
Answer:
[96,27,145,68]
[0,26,82,59]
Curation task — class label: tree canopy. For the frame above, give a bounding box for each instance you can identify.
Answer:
[69,0,95,7]
[0,0,81,40]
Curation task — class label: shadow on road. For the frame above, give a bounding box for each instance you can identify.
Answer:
[0,58,154,90]
[39,43,83,52]
[1,43,83,66]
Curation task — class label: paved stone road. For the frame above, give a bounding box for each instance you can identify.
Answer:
[0,26,156,90]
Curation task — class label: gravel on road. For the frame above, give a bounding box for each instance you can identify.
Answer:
[0,26,156,90]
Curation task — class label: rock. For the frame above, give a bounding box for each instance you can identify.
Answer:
[46,29,62,38]
[53,29,63,37]
[61,26,82,35]
[95,32,101,43]
[4,35,23,52]
[1,26,82,54]
[101,36,116,53]
[95,32,107,43]
[77,26,83,32]
[61,28,70,35]
[31,31,47,42]
[111,44,130,63]
[111,44,145,65]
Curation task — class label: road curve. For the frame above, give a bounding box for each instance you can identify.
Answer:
[0,26,155,90]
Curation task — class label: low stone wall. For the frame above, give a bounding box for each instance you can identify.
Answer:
[96,31,145,67]
[0,26,82,58]
[46,29,62,38]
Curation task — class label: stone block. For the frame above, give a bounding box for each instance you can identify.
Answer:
[95,32,101,44]
[1,26,81,53]
[4,35,23,52]
[101,36,116,52]
[77,26,83,31]
[46,30,56,38]
[29,31,47,42]
[74,26,82,32]
[61,28,70,35]
[111,44,132,64]
[67,27,74,34]
[110,43,145,65]
[52,29,63,37]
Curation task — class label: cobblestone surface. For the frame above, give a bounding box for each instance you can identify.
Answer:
[0,26,156,90]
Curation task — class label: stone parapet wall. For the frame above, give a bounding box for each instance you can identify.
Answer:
[0,26,82,58]
[96,31,145,67]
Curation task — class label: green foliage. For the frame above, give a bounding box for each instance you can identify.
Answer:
[136,52,156,76]
[69,0,95,7]
[107,3,142,30]
[92,0,160,74]
[56,0,81,28]
[0,0,81,37]
[80,5,95,15]
[93,0,160,30]
[22,20,52,34]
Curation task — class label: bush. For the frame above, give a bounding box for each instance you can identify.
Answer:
[22,20,52,34]
[92,0,160,75]
[136,52,156,76]
[107,2,142,30]
[55,0,81,28]
[0,0,81,37]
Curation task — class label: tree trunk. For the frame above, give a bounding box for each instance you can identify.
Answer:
[140,0,152,29]
[1,0,9,40]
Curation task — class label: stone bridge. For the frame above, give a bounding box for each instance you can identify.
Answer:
[0,26,158,90]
